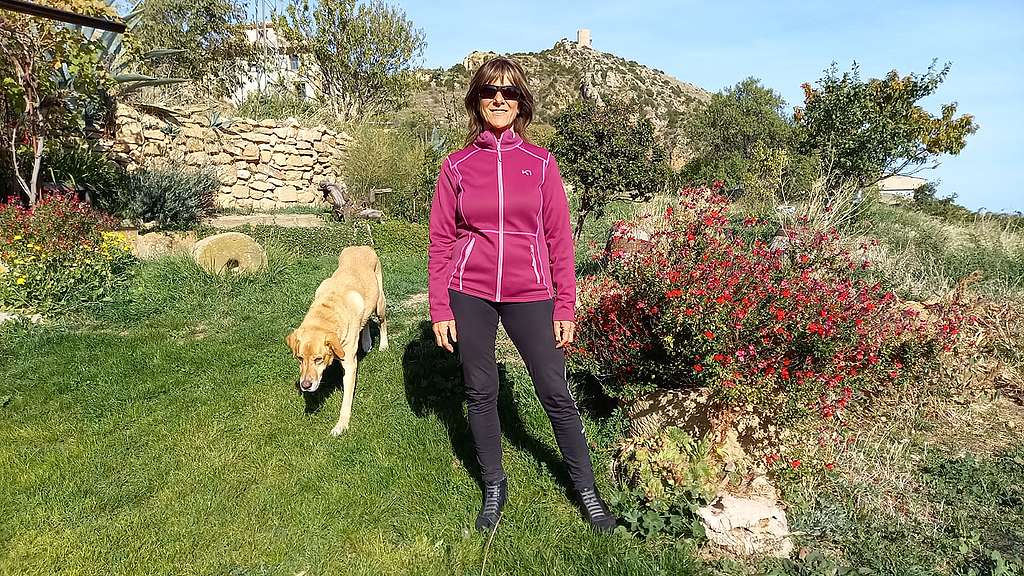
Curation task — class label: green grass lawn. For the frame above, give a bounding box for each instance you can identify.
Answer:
[0,231,699,576]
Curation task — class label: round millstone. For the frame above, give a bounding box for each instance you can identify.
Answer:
[191,232,267,274]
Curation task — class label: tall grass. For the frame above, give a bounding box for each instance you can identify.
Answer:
[864,204,1024,300]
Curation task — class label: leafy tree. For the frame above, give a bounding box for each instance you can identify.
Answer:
[549,99,669,239]
[275,0,426,120]
[680,78,815,205]
[795,61,978,187]
[133,0,255,99]
[0,0,114,205]
[682,78,796,183]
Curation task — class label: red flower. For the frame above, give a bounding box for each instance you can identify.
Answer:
[790,459,801,469]
[693,364,703,373]
[703,330,715,339]
[825,462,836,471]
[665,289,683,298]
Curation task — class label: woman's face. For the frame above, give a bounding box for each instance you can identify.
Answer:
[479,74,519,133]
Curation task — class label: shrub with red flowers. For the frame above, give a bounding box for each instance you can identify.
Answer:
[0,196,135,314]
[570,184,967,428]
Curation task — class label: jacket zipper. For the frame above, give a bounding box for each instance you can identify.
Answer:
[495,139,504,301]
[459,237,476,290]
[529,243,541,283]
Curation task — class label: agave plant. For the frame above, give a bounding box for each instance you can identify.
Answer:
[60,0,188,122]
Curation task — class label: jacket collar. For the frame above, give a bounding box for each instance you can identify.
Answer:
[474,126,522,150]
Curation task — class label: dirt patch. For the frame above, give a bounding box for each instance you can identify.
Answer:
[400,292,429,308]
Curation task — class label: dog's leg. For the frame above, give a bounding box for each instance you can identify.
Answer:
[331,354,358,436]
[375,266,389,351]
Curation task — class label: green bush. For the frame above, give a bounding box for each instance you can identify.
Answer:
[235,88,330,124]
[126,163,219,230]
[342,123,456,223]
[0,196,135,314]
[44,143,130,215]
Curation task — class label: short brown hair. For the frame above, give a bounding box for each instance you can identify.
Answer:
[464,57,535,146]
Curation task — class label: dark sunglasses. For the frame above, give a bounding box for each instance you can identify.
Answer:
[478,84,522,101]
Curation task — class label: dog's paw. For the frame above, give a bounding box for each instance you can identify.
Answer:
[330,424,348,437]
[379,339,390,352]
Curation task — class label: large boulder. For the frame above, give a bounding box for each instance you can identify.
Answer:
[191,232,267,274]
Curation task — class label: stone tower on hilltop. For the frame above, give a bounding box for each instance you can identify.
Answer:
[577,29,591,48]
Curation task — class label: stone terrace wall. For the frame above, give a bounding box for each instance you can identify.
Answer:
[107,106,352,210]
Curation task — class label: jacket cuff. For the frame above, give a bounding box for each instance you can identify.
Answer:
[430,310,455,323]
[553,303,576,322]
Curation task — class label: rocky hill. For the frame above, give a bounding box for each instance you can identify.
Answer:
[411,36,711,166]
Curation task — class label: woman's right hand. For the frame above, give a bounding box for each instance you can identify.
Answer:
[433,320,457,353]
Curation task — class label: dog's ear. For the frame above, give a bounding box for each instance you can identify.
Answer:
[286,329,299,356]
[325,333,345,359]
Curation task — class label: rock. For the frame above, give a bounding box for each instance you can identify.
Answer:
[287,155,314,168]
[192,232,267,275]
[0,312,42,326]
[273,127,296,139]
[697,492,793,558]
[258,165,285,179]
[271,152,289,166]
[217,194,234,209]
[276,185,298,202]
[297,191,316,204]
[243,131,273,143]
[260,150,272,163]
[142,129,166,141]
[258,198,277,211]
[220,166,238,186]
[250,189,265,200]
[249,179,273,192]
[625,387,712,438]
[241,143,260,160]
[231,185,250,199]
[605,223,653,260]
[185,139,205,152]
[133,231,196,260]
[237,169,252,180]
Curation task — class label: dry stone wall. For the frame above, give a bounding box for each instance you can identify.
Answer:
[108,106,352,210]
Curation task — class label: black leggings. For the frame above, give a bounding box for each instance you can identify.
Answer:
[448,289,596,491]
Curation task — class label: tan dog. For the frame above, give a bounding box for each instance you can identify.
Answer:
[286,246,389,436]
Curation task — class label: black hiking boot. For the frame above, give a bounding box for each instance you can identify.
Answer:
[475,478,507,532]
[576,485,616,533]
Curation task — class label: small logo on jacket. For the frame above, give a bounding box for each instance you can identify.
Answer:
[522,169,532,176]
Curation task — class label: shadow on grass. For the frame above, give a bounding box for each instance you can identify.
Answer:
[402,320,574,494]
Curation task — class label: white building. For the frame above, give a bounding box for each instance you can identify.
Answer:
[877,175,927,204]
[234,22,317,103]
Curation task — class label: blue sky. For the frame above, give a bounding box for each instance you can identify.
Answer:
[389,0,1023,213]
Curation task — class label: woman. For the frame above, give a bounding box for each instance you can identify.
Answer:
[427,57,616,533]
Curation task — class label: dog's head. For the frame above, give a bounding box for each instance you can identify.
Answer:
[286,327,344,393]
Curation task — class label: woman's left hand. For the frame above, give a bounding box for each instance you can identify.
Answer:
[553,320,576,349]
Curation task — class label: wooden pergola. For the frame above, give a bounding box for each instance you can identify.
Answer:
[0,0,126,33]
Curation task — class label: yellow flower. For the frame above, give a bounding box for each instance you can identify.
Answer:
[12,235,22,241]
[16,277,26,285]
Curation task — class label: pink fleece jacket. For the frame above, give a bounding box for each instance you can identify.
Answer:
[428,127,577,323]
